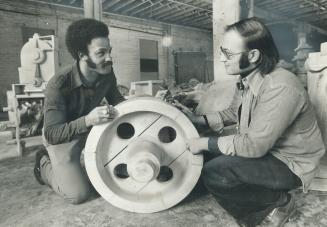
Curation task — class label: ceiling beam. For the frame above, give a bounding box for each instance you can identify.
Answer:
[184,14,211,24]
[154,0,211,20]
[141,3,177,18]
[272,0,327,19]
[287,7,323,18]
[174,12,209,24]
[120,0,150,14]
[254,5,327,35]
[158,6,210,21]
[165,0,211,12]
[255,0,291,8]
[272,2,301,11]
[155,5,196,20]
[255,0,304,16]
[129,0,163,16]
[293,10,327,21]
[103,0,121,10]
[303,0,327,10]
[196,0,212,4]
[276,4,308,14]
[111,0,137,12]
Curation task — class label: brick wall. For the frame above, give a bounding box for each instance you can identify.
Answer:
[0,0,213,110]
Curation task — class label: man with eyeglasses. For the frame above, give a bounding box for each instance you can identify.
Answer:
[184,17,325,227]
[33,19,125,204]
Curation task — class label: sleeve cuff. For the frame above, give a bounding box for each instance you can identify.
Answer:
[208,136,219,151]
[76,117,89,134]
[218,135,236,156]
[205,112,224,133]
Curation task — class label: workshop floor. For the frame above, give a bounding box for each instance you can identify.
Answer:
[0,138,327,227]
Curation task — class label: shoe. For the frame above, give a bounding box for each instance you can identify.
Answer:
[237,206,275,227]
[33,148,49,185]
[259,194,296,227]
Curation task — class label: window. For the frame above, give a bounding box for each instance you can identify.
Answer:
[139,39,159,81]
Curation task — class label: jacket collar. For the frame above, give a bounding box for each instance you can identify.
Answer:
[241,68,265,96]
[71,62,83,89]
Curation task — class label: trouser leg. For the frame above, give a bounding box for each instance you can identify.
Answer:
[40,137,91,204]
[201,153,301,221]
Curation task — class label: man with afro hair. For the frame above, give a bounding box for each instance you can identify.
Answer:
[34,18,125,204]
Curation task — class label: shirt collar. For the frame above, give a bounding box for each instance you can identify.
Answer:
[241,68,264,96]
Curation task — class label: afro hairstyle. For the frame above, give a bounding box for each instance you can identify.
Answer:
[65,18,109,60]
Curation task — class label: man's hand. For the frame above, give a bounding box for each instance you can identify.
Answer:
[186,137,209,155]
[172,100,207,126]
[85,105,117,127]
[171,100,195,120]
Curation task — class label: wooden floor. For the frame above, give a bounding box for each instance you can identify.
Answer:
[0,138,327,227]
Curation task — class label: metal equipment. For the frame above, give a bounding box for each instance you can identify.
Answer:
[85,97,203,213]
[3,33,59,155]
[129,80,163,97]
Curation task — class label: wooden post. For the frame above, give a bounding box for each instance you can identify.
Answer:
[83,0,102,21]
[212,0,240,81]
[306,42,327,191]
[196,0,241,116]
[248,0,255,18]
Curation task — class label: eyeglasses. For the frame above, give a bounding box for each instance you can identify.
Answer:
[220,46,248,60]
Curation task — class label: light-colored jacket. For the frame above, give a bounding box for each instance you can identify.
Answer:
[206,67,325,192]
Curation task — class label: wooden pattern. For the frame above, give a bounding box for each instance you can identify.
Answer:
[85,97,203,213]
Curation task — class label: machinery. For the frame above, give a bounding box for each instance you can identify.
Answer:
[3,33,59,155]
[129,80,163,97]
[85,97,203,213]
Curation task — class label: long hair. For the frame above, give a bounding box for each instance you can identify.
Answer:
[65,19,109,60]
[225,17,279,75]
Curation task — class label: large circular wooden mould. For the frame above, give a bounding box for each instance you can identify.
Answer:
[85,97,203,213]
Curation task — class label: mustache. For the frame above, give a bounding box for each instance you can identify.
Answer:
[102,61,113,67]
[85,58,113,69]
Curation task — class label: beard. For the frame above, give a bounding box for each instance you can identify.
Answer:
[85,57,97,69]
[85,57,113,75]
[239,53,258,78]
